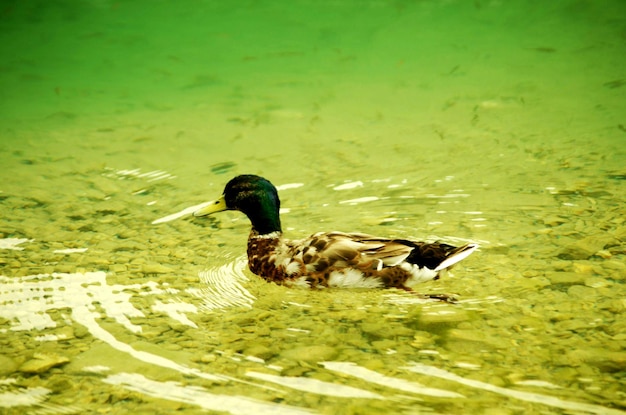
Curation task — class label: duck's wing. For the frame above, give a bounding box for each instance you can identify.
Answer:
[290,231,476,272]
[288,232,411,271]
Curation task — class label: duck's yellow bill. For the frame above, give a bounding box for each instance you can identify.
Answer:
[193,195,228,217]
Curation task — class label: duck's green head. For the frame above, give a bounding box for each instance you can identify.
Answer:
[194,174,282,235]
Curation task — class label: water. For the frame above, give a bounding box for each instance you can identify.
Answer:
[1,0,625,414]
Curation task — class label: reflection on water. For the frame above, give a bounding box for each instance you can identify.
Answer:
[1,162,624,413]
[2,246,625,413]
[102,373,314,415]
[192,256,255,312]
[1,158,625,413]
[404,364,625,415]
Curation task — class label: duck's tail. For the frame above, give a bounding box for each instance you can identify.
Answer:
[434,243,479,272]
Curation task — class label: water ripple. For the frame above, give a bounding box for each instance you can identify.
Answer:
[190,256,256,311]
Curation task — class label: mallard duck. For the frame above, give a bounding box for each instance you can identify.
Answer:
[194,175,477,300]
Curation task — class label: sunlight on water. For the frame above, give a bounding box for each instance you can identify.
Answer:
[191,257,256,311]
[3,264,623,413]
[102,373,315,415]
[0,238,33,251]
[404,363,626,415]
[0,382,49,407]
[320,362,465,399]
[151,201,214,225]
[1,161,624,413]
[0,272,224,380]
[246,371,385,399]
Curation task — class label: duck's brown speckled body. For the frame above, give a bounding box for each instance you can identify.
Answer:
[194,175,477,300]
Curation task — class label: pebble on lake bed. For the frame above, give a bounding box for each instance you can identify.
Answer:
[0,354,18,376]
[141,263,173,274]
[558,234,619,260]
[280,345,338,363]
[18,353,70,374]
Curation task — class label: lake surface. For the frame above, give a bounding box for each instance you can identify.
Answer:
[1,1,625,414]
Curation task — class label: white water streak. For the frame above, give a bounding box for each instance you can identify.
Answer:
[403,363,626,415]
[339,196,379,204]
[0,272,145,333]
[53,248,88,254]
[104,373,314,415]
[321,362,464,398]
[276,183,304,191]
[0,387,50,408]
[0,272,227,382]
[152,201,213,224]
[333,181,363,190]
[70,301,226,383]
[246,371,384,399]
[0,237,33,250]
[152,299,199,328]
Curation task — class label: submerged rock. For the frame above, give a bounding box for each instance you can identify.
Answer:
[558,234,619,260]
[547,272,587,285]
[360,321,413,339]
[19,353,69,374]
[561,348,626,372]
[245,344,275,361]
[280,345,338,363]
[0,354,18,376]
[141,263,173,274]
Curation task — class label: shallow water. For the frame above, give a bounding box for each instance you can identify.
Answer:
[1,1,625,414]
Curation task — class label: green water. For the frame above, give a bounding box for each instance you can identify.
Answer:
[1,0,625,414]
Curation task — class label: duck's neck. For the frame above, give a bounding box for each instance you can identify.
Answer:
[250,230,282,241]
[250,221,281,236]
[246,208,281,236]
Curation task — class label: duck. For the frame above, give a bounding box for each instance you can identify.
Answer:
[193,174,478,301]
